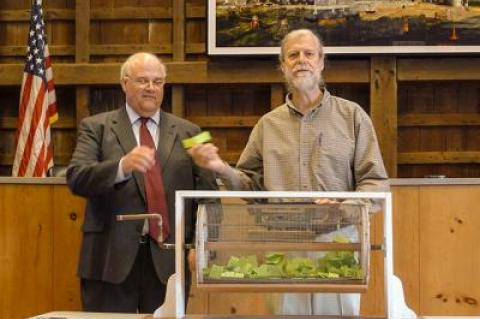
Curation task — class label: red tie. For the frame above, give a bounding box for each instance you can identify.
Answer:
[139,117,170,242]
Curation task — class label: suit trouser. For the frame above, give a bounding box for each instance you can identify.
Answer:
[81,237,166,313]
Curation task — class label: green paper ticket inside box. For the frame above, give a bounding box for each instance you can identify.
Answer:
[182,131,212,149]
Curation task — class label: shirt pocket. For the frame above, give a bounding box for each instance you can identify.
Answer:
[312,135,355,181]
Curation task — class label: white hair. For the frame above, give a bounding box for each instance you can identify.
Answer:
[279,29,324,63]
[119,52,166,83]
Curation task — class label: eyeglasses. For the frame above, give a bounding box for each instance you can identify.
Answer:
[126,76,165,88]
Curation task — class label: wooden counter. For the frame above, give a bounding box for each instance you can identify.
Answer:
[28,312,377,319]
[2,178,479,318]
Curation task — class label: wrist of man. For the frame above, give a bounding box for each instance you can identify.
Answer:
[216,161,232,176]
[117,157,132,182]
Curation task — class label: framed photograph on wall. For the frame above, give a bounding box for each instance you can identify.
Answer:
[208,0,480,55]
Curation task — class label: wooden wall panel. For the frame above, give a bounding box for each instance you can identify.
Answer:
[0,1,479,176]
[50,21,75,46]
[1,0,29,10]
[186,19,206,57]
[392,186,420,312]
[370,57,398,177]
[52,185,85,310]
[419,186,480,315]
[0,184,54,319]
[184,84,270,163]
[91,21,150,45]
[149,21,173,49]
[360,212,385,315]
[1,183,480,317]
[328,84,369,113]
[52,130,78,167]
[398,81,480,178]
[206,293,269,315]
[185,84,271,116]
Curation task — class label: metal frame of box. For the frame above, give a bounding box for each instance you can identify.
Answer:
[175,191,393,318]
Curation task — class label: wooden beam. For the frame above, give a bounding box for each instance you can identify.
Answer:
[171,0,186,117]
[398,151,480,164]
[75,0,91,124]
[91,8,172,20]
[325,60,370,83]
[0,117,75,129]
[187,116,261,128]
[173,0,185,61]
[0,153,72,166]
[0,44,175,57]
[398,58,480,81]
[0,45,75,56]
[90,44,172,55]
[75,2,89,63]
[399,113,480,127]
[207,61,282,83]
[0,9,74,21]
[0,60,369,85]
[0,8,173,21]
[370,57,398,177]
[0,62,207,85]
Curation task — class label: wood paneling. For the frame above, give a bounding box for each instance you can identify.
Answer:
[398,59,480,81]
[2,183,479,317]
[392,186,420,311]
[0,1,479,175]
[418,186,480,314]
[52,185,85,309]
[370,57,398,178]
[398,81,480,178]
[399,113,480,127]
[0,184,54,319]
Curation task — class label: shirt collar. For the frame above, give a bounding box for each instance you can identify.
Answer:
[125,103,160,125]
[285,88,330,116]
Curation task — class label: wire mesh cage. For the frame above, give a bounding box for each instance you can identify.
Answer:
[195,197,370,292]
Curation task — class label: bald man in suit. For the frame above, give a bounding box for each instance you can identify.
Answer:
[67,52,216,313]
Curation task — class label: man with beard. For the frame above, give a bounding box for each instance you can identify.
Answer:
[188,29,389,315]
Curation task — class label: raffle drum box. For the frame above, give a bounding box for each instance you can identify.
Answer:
[174,191,394,318]
[195,198,370,293]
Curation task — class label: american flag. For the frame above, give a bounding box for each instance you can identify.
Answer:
[12,0,58,177]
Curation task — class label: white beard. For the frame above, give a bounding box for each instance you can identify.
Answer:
[285,68,323,92]
[290,74,318,91]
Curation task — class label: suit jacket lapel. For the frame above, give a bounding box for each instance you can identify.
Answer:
[158,111,177,172]
[111,107,147,203]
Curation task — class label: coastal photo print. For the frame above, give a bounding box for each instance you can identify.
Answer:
[208,0,480,54]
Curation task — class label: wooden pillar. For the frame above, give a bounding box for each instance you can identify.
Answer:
[75,0,90,125]
[172,0,186,118]
[370,57,398,178]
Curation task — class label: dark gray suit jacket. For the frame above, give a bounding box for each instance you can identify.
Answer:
[67,107,217,284]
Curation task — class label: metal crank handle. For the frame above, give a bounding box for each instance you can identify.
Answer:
[158,243,195,250]
[116,213,164,243]
[116,213,162,221]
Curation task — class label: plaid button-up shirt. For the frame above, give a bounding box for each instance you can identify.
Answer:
[220,89,389,194]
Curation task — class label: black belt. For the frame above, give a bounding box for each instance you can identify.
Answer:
[139,234,150,244]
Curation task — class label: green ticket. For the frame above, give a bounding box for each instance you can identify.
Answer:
[182,131,212,149]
